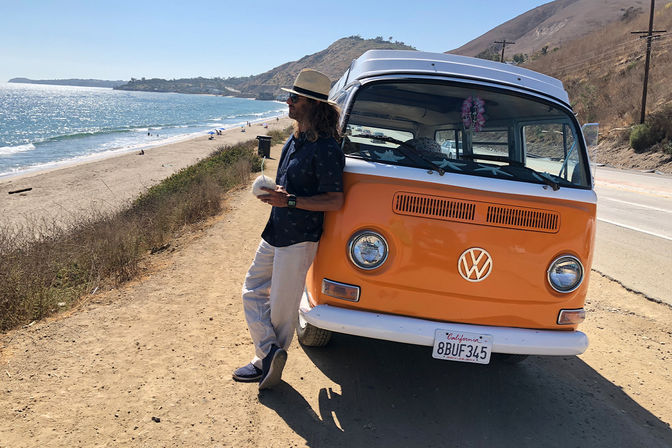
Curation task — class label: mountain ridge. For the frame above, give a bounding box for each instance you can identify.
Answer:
[113,37,415,98]
[449,0,654,61]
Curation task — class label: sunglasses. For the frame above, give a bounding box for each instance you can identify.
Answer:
[287,92,302,103]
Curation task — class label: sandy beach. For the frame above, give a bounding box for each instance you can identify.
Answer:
[0,117,293,230]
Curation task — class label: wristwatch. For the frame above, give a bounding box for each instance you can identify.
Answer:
[287,194,297,209]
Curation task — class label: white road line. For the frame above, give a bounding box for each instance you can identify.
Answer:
[594,181,672,199]
[597,218,672,241]
[598,196,672,214]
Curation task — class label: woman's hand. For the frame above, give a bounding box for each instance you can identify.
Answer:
[258,186,289,207]
[258,186,344,211]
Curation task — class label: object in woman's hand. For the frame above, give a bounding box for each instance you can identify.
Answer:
[252,175,277,197]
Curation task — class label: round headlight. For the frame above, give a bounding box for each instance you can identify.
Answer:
[348,231,388,270]
[547,255,584,293]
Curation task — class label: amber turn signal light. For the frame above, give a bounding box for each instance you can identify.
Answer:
[322,279,360,302]
[557,308,586,325]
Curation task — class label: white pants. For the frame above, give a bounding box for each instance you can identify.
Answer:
[242,239,318,369]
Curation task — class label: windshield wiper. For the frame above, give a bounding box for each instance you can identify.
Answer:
[350,134,446,175]
[508,163,561,191]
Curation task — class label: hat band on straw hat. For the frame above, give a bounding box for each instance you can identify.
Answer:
[292,85,329,101]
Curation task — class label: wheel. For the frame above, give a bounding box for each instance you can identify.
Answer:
[494,354,529,364]
[296,312,332,347]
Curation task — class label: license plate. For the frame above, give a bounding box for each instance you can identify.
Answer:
[432,329,493,364]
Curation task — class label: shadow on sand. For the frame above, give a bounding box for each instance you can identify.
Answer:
[259,334,672,448]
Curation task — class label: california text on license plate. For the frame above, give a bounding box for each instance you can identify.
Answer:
[432,329,493,364]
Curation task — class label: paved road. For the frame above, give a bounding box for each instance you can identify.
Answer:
[593,166,672,305]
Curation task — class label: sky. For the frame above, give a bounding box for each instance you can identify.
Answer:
[0,0,552,82]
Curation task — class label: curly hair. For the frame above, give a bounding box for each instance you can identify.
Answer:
[293,99,341,143]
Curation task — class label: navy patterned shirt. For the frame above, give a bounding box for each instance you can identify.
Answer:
[261,133,345,247]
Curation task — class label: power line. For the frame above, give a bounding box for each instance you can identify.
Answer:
[526,38,642,74]
[547,33,672,76]
[550,42,643,74]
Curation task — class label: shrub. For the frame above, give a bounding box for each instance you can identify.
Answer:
[0,139,270,332]
[648,105,672,143]
[630,124,657,152]
[630,105,672,153]
[267,126,293,145]
[664,140,672,155]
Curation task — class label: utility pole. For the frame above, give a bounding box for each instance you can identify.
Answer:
[631,0,667,124]
[494,39,515,62]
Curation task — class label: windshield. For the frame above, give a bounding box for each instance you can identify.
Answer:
[342,80,591,188]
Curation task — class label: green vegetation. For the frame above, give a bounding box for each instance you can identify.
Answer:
[0,130,291,332]
[475,47,500,61]
[629,106,672,153]
[630,124,659,153]
[512,53,528,64]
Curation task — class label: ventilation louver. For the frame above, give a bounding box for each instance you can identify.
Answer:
[393,192,559,233]
[486,205,559,232]
[393,193,476,222]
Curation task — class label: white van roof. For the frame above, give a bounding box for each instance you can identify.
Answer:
[332,50,570,106]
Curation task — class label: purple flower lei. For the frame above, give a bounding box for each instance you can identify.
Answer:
[461,96,486,132]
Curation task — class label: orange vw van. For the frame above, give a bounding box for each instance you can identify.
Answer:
[297,50,596,364]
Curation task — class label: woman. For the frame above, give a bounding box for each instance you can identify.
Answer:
[233,69,345,390]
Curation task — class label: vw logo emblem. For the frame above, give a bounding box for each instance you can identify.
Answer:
[458,248,493,282]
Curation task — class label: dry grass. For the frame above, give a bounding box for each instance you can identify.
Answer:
[0,133,296,332]
[524,4,672,139]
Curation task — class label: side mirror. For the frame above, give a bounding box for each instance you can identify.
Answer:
[581,123,599,147]
[581,123,599,180]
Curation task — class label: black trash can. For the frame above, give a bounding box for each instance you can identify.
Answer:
[256,135,272,158]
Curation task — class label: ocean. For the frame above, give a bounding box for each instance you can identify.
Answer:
[0,82,286,177]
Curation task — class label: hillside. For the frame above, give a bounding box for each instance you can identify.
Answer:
[449,0,672,173]
[227,36,415,98]
[449,0,655,61]
[7,78,126,88]
[115,37,416,99]
[522,3,672,172]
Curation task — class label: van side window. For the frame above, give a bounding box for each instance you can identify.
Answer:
[522,123,585,185]
[435,130,463,158]
[470,129,510,164]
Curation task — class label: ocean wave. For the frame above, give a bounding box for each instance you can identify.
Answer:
[223,109,286,119]
[132,126,164,132]
[0,143,36,155]
[46,128,131,142]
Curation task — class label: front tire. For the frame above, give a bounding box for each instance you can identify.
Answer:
[296,313,332,347]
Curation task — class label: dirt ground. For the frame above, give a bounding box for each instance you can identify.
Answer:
[1,144,671,448]
[592,139,672,174]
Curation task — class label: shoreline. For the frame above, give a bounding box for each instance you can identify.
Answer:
[0,117,292,229]
[0,112,287,182]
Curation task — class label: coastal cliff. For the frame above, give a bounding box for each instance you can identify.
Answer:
[114,36,416,99]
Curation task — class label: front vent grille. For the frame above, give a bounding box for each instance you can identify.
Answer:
[486,205,559,233]
[393,192,476,222]
[392,192,560,233]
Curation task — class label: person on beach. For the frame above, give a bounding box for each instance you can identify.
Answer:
[233,69,344,390]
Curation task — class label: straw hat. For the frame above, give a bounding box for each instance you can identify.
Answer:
[281,69,336,104]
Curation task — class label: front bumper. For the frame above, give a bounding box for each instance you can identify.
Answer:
[299,293,588,356]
